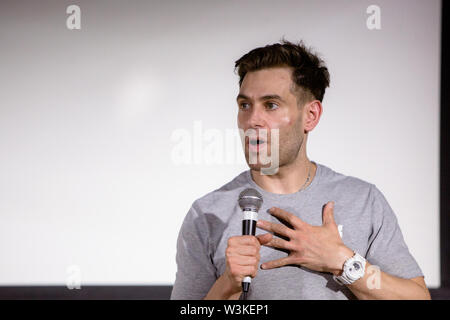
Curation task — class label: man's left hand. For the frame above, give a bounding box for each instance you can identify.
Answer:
[256,201,354,276]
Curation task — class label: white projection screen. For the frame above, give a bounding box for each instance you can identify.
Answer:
[0,0,441,288]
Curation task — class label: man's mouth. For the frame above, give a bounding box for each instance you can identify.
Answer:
[249,139,265,145]
[248,138,267,152]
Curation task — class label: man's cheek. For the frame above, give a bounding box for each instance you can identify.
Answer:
[279,115,293,126]
[269,113,293,128]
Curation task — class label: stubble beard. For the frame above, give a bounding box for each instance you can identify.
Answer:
[245,128,304,173]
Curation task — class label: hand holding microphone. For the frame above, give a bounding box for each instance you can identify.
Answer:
[223,188,265,299]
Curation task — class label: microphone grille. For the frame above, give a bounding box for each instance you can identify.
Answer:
[238,188,263,211]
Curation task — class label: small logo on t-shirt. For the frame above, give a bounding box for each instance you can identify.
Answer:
[338,225,343,238]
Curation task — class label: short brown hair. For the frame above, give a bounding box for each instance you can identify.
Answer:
[234,39,330,105]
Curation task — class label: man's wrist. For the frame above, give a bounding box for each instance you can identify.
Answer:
[205,272,241,300]
[331,245,354,276]
[221,271,242,298]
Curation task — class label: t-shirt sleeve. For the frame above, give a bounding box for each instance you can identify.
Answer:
[170,203,218,299]
[365,184,424,280]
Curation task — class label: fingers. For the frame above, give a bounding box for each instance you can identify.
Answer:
[230,233,294,273]
[225,235,262,288]
[257,219,294,238]
[228,265,259,279]
[268,207,306,229]
[261,256,293,270]
[322,201,336,226]
[257,233,293,250]
[228,244,260,257]
[256,233,272,245]
[228,254,259,266]
[228,235,260,246]
[226,236,260,257]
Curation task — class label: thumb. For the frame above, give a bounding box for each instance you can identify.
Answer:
[322,201,336,226]
[256,233,273,245]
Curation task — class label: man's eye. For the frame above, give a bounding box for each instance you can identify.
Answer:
[266,102,279,110]
[239,103,250,110]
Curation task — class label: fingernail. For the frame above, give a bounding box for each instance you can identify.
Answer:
[260,264,265,270]
[330,202,334,208]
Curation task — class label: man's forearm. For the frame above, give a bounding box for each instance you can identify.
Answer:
[204,273,241,300]
[346,262,431,300]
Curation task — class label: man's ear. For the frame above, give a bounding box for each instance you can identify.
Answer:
[303,100,322,133]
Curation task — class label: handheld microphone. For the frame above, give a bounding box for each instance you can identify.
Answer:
[238,188,263,297]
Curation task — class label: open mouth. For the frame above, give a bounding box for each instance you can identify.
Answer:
[249,139,265,146]
[248,138,267,152]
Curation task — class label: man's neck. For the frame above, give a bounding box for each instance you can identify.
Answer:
[250,158,317,195]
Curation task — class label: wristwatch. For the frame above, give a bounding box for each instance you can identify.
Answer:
[333,252,366,285]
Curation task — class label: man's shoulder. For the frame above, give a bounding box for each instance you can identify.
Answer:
[191,170,249,213]
[318,163,375,196]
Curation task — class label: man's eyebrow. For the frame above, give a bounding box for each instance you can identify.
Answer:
[260,94,285,103]
[236,94,285,102]
[236,94,249,101]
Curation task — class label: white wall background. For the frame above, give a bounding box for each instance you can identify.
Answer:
[0,0,441,288]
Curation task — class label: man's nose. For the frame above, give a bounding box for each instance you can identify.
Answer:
[248,106,266,128]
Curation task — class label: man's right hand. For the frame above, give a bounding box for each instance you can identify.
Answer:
[204,233,272,299]
[223,234,271,295]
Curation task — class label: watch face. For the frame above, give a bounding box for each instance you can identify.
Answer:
[347,261,364,280]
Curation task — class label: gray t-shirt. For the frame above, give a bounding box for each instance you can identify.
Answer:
[170,162,424,300]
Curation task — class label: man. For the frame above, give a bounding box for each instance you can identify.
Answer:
[170,40,430,300]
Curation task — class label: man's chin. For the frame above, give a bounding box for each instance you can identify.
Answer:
[246,162,280,175]
[247,163,261,171]
[244,151,280,173]
[247,162,269,172]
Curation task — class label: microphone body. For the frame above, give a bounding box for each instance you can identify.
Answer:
[238,188,263,296]
[241,209,258,292]
[242,210,258,236]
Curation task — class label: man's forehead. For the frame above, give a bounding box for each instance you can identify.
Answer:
[238,67,295,99]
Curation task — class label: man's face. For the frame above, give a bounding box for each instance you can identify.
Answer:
[237,66,306,171]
